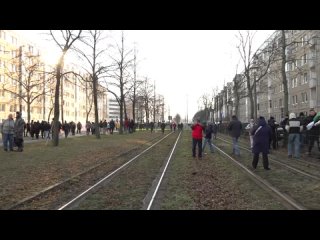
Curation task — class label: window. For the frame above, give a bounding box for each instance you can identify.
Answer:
[302,73,308,84]
[279,98,283,107]
[257,103,260,111]
[280,83,284,92]
[303,54,307,64]
[0,89,4,97]
[292,95,298,105]
[301,36,305,46]
[301,92,308,103]
[0,104,6,111]
[269,100,272,108]
[10,105,16,112]
[291,77,298,88]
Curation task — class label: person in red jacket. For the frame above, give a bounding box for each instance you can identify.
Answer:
[191,118,205,159]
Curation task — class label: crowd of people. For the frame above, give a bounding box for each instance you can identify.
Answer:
[191,108,320,170]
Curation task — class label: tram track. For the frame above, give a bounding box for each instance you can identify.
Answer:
[59,131,182,210]
[7,133,168,210]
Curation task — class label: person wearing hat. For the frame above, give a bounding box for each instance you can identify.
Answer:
[285,112,303,158]
[251,116,272,170]
[14,111,25,152]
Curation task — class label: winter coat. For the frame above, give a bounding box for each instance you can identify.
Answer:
[191,123,204,140]
[251,118,272,155]
[204,124,213,139]
[212,124,218,134]
[1,119,15,134]
[305,115,320,136]
[227,119,242,138]
[14,117,25,139]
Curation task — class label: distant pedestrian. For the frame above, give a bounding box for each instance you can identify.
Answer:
[150,122,154,133]
[191,118,205,159]
[160,121,166,134]
[212,122,217,139]
[227,115,242,157]
[251,116,271,170]
[268,116,277,150]
[14,111,25,152]
[202,122,215,154]
[1,114,15,151]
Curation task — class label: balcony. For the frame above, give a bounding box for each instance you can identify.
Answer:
[309,78,317,88]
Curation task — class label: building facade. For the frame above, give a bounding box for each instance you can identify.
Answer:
[0,30,108,125]
[214,30,320,124]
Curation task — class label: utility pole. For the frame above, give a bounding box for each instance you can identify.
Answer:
[153,80,156,123]
[186,94,188,124]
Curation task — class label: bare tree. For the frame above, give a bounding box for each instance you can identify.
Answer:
[237,30,277,120]
[2,52,54,124]
[50,30,82,146]
[174,113,181,124]
[75,30,110,139]
[107,31,133,134]
[139,77,154,124]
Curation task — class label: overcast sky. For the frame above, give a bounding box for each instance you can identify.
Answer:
[16,30,275,122]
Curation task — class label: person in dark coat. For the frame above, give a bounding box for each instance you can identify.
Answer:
[160,121,166,134]
[268,116,277,150]
[304,109,320,155]
[202,122,215,153]
[251,116,272,170]
[227,115,242,156]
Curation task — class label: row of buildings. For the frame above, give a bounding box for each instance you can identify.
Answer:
[0,30,166,125]
[213,30,320,124]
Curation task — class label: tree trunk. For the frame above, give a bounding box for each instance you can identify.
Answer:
[60,74,64,124]
[53,55,64,146]
[132,100,136,122]
[92,74,100,139]
[246,73,254,120]
[281,30,289,117]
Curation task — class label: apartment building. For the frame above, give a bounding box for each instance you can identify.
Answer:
[0,30,108,125]
[215,30,320,124]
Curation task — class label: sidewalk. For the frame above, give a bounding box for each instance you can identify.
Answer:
[0,132,86,147]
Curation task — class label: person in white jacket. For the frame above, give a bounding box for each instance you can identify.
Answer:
[245,119,255,149]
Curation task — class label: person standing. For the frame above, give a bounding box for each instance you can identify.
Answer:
[202,122,215,154]
[268,116,277,150]
[305,109,320,155]
[251,116,272,170]
[14,111,25,152]
[1,114,15,151]
[286,113,303,158]
[191,118,205,159]
[228,115,242,157]
[160,121,166,134]
[245,118,255,149]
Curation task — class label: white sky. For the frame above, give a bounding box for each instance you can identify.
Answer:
[16,30,275,121]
